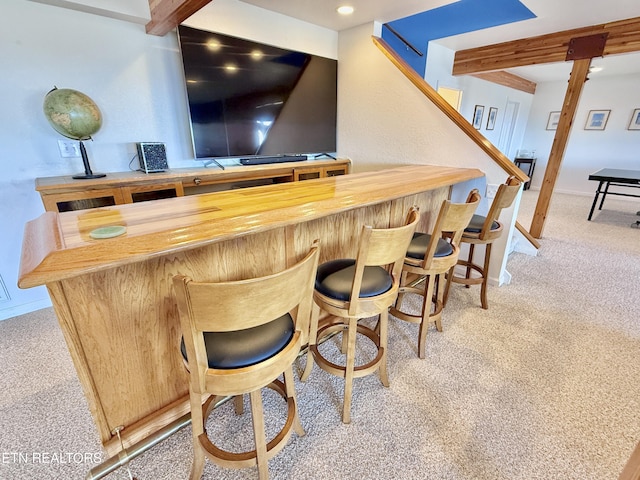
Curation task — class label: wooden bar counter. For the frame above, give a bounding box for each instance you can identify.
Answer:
[18,164,483,455]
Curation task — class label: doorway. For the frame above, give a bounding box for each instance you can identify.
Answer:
[437,86,463,111]
[498,100,519,158]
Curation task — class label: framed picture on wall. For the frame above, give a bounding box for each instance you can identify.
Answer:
[472,105,484,129]
[486,107,498,130]
[628,108,640,130]
[546,111,561,130]
[585,109,611,130]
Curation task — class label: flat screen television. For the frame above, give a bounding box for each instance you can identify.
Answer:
[177,25,338,161]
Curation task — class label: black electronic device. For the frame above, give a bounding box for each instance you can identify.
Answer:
[239,155,307,166]
[137,142,168,173]
[177,25,337,161]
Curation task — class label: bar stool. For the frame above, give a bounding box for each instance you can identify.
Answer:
[172,243,319,480]
[301,207,420,423]
[443,177,521,309]
[390,190,480,358]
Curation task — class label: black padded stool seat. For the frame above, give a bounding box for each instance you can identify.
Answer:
[181,313,294,369]
[464,214,500,234]
[406,232,454,260]
[315,259,392,301]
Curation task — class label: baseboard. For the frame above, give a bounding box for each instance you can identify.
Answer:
[0,299,52,321]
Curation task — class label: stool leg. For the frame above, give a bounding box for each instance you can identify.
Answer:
[442,265,454,307]
[189,391,206,480]
[301,303,320,381]
[418,274,436,359]
[434,272,445,332]
[465,244,475,287]
[249,389,269,480]
[341,324,349,354]
[342,317,358,424]
[480,243,492,310]
[284,366,306,437]
[395,270,409,309]
[378,308,390,387]
[234,395,244,415]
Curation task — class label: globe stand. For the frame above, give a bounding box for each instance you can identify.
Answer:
[72,141,106,179]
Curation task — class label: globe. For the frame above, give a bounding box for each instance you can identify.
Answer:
[42,87,105,178]
[43,87,102,140]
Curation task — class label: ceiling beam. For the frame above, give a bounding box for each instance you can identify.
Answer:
[453,16,640,75]
[146,0,212,36]
[472,71,536,94]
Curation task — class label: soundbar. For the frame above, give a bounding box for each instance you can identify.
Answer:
[239,155,307,165]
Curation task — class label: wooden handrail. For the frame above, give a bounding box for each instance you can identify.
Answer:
[372,36,529,184]
[383,24,423,57]
[515,221,541,249]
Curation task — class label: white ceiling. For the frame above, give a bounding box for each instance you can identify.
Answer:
[239,0,640,83]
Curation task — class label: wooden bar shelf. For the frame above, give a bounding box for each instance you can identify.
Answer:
[36,158,351,212]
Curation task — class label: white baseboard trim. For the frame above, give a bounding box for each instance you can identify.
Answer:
[0,299,53,322]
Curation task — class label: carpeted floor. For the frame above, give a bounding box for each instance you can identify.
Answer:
[1,190,638,480]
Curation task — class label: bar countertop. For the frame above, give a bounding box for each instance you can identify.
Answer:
[19,165,483,288]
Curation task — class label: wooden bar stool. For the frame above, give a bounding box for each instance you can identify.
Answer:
[301,208,420,423]
[443,177,521,309]
[390,190,480,358]
[172,243,320,480]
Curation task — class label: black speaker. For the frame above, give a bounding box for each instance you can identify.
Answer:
[136,142,168,173]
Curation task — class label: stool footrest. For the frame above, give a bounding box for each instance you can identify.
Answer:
[449,260,484,286]
[310,323,384,380]
[197,380,297,469]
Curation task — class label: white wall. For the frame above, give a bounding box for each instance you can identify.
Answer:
[338,24,507,179]
[338,23,521,287]
[426,42,534,160]
[2,0,535,320]
[0,0,336,320]
[520,73,640,195]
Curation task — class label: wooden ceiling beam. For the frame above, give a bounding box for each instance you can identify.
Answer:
[453,16,640,75]
[472,71,536,94]
[146,0,212,36]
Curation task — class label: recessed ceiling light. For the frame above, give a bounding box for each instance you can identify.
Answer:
[589,66,603,73]
[337,5,354,15]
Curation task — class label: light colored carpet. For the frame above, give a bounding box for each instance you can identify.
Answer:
[1,191,638,480]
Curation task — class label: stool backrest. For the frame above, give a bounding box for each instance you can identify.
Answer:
[348,207,420,315]
[173,243,320,387]
[478,176,521,240]
[420,189,481,269]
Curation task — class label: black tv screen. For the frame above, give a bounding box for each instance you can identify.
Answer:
[177,25,338,160]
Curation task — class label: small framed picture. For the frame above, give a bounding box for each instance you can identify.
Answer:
[628,108,640,130]
[585,109,611,130]
[472,105,484,129]
[486,107,498,130]
[546,111,561,130]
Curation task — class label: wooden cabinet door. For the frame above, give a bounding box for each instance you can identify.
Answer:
[294,167,323,181]
[122,182,185,203]
[42,188,125,213]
